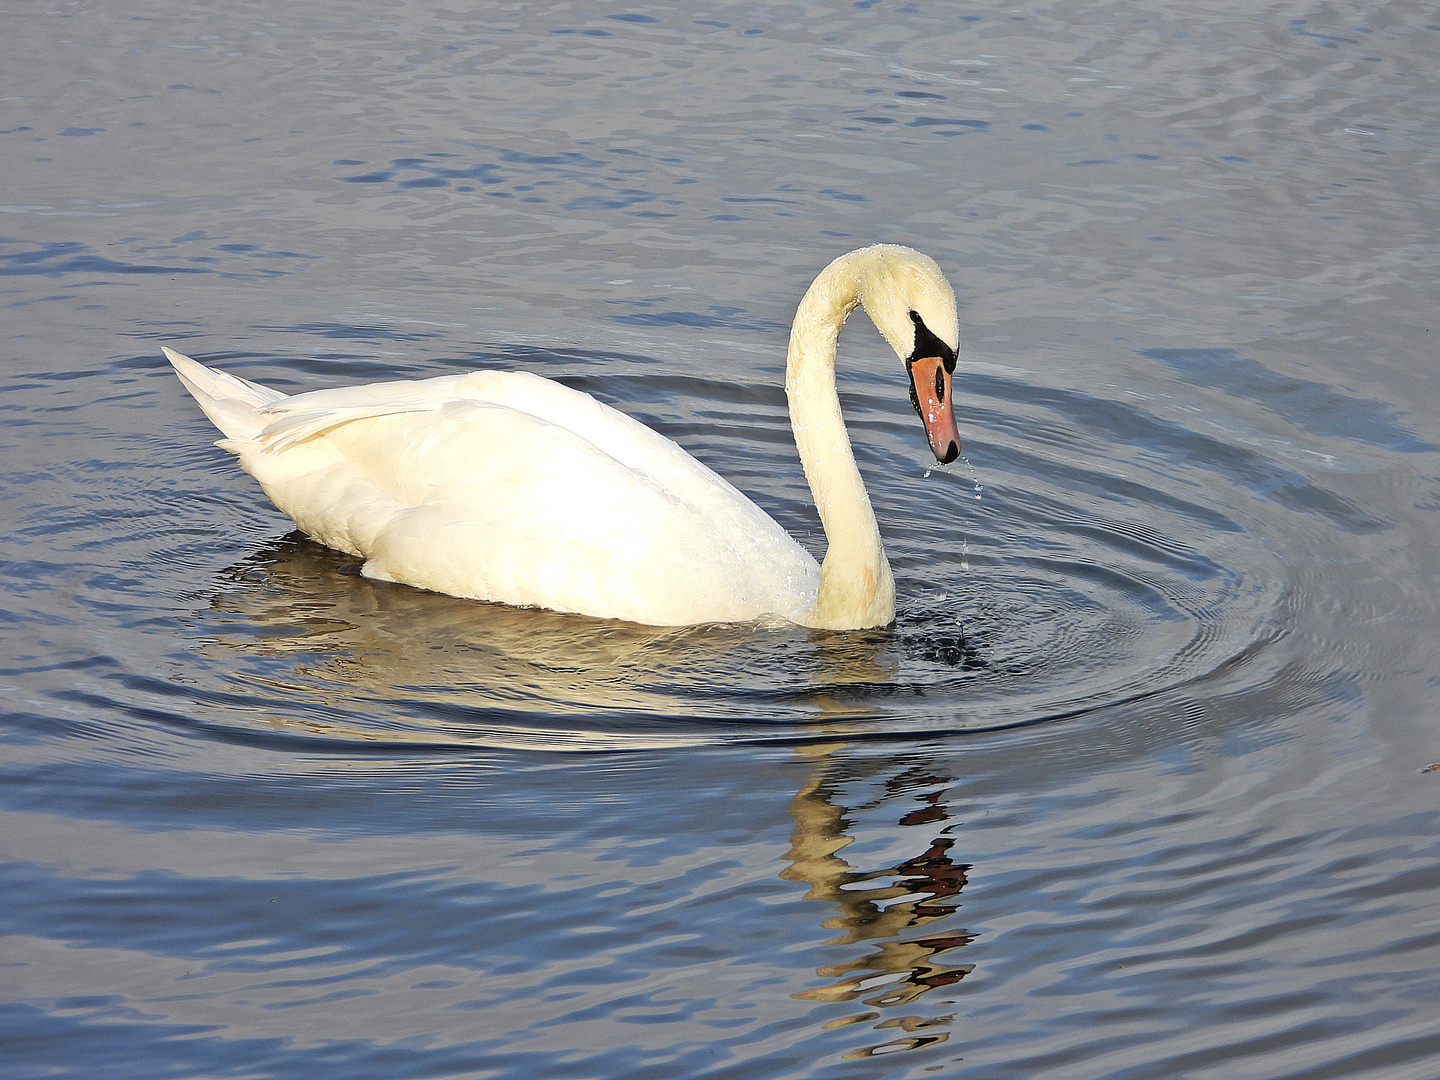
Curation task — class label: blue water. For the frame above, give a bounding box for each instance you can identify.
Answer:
[3,2,1439,1077]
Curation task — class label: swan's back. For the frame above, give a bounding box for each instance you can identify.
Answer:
[165,349,818,625]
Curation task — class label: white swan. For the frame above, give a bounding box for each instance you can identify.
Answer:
[165,244,962,630]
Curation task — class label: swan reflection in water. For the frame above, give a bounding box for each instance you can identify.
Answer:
[190,533,985,747]
[784,748,974,1058]
[185,535,978,1060]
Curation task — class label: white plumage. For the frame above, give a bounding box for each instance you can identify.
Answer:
[167,244,962,629]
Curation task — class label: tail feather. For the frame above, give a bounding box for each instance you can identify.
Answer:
[164,346,287,442]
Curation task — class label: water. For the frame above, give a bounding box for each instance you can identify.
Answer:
[3,1,1439,1076]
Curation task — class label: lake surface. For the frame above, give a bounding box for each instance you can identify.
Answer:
[3,1,1439,1076]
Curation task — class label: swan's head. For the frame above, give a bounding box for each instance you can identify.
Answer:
[902,310,962,465]
[850,245,963,465]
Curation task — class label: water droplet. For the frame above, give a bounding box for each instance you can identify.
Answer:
[958,453,984,499]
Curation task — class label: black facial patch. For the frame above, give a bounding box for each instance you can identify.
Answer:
[908,310,956,373]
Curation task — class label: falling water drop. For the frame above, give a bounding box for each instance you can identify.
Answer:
[959,454,984,499]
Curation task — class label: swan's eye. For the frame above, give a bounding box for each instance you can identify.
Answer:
[934,365,945,399]
[908,309,957,373]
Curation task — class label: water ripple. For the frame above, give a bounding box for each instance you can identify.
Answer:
[70,352,1304,752]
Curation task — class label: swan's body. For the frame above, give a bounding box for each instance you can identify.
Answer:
[166,244,961,629]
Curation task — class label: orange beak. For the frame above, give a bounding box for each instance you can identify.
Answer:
[908,355,961,464]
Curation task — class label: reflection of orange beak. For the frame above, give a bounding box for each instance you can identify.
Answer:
[908,355,961,464]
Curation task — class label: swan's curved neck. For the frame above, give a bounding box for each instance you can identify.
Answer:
[786,251,898,630]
